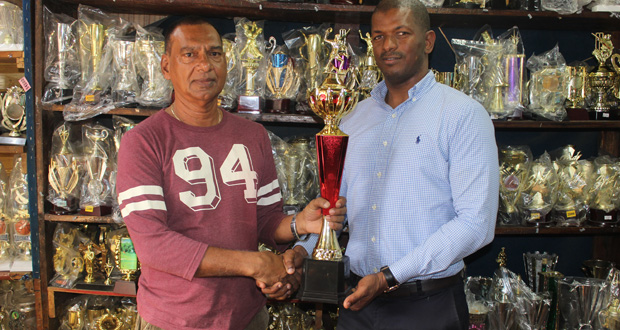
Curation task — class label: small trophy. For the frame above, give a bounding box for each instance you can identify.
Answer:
[519,156,558,227]
[136,37,170,107]
[78,22,106,104]
[48,124,80,214]
[298,30,358,304]
[588,159,619,227]
[359,31,382,99]
[498,146,532,226]
[66,305,84,330]
[265,50,298,113]
[111,37,139,105]
[112,234,139,295]
[1,86,26,144]
[218,38,238,111]
[565,65,589,119]
[523,251,558,293]
[237,21,266,113]
[588,33,617,120]
[80,126,113,216]
[81,243,97,284]
[282,137,316,213]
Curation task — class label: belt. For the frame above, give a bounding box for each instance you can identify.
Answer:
[349,272,463,298]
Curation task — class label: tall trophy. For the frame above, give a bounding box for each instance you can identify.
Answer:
[218,37,238,111]
[298,29,358,304]
[80,125,114,216]
[282,137,316,213]
[518,154,558,227]
[237,20,266,113]
[135,34,171,107]
[78,22,106,104]
[565,64,589,119]
[111,37,139,105]
[265,48,298,113]
[588,33,617,120]
[43,19,79,104]
[111,231,140,295]
[498,145,532,226]
[299,31,324,93]
[588,157,619,227]
[48,124,80,214]
[359,31,382,99]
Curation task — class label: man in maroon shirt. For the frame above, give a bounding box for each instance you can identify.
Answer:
[117,16,345,330]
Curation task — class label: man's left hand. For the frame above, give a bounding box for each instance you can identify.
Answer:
[342,273,386,311]
[298,196,347,235]
[257,247,306,300]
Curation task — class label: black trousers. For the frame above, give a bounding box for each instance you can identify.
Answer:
[337,280,469,330]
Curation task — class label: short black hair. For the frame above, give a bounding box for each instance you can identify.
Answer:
[373,0,431,32]
[162,16,220,54]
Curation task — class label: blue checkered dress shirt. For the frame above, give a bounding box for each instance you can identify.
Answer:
[298,70,499,284]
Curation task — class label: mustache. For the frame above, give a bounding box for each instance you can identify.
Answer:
[380,52,404,60]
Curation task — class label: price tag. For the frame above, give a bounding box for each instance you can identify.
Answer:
[18,77,31,92]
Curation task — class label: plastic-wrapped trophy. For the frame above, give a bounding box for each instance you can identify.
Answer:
[110,36,139,106]
[588,156,619,227]
[558,277,610,330]
[498,145,532,226]
[526,45,568,122]
[523,251,558,293]
[612,53,620,101]
[77,22,107,105]
[299,29,324,93]
[550,146,593,227]
[265,45,299,113]
[80,125,114,216]
[518,153,559,227]
[135,28,171,108]
[298,28,358,304]
[218,36,239,111]
[236,19,268,113]
[588,33,616,120]
[598,267,620,330]
[42,8,80,105]
[50,223,84,288]
[359,31,382,99]
[48,123,81,214]
[282,137,316,213]
[1,86,26,144]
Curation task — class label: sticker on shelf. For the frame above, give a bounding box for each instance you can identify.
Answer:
[18,77,31,92]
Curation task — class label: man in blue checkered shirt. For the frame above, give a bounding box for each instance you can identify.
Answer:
[287,0,499,328]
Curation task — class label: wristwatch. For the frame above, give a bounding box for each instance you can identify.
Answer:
[380,266,400,292]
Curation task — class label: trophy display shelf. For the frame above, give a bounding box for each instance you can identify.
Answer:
[495,225,620,235]
[44,213,117,224]
[47,286,136,318]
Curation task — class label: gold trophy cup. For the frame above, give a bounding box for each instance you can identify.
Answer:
[265,50,297,113]
[237,21,265,113]
[588,33,617,119]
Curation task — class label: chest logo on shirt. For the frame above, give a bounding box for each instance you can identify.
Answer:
[172,144,258,211]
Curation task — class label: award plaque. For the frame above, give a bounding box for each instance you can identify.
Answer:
[112,234,139,295]
[298,28,358,304]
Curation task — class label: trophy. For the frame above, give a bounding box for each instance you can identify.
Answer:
[111,233,139,295]
[136,37,170,107]
[359,31,382,99]
[265,49,297,113]
[588,159,619,227]
[299,31,324,93]
[49,124,80,214]
[528,67,567,119]
[298,29,358,304]
[552,157,593,227]
[523,251,558,293]
[581,259,614,279]
[282,137,316,213]
[81,243,97,284]
[519,156,558,227]
[565,65,589,118]
[237,21,266,113]
[1,86,26,140]
[80,126,113,216]
[78,23,106,104]
[66,306,83,330]
[218,38,238,111]
[43,21,78,104]
[95,309,122,330]
[498,146,532,226]
[111,38,139,105]
[503,54,525,112]
[588,33,617,120]
[558,277,610,330]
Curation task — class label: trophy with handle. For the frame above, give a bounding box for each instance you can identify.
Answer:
[298,28,359,304]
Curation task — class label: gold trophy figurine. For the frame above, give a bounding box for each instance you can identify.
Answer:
[81,243,97,284]
[588,33,617,119]
[79,23,106,103]
[237,21,265,113]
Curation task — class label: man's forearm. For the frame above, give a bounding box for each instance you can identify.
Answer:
[194,246,260,278]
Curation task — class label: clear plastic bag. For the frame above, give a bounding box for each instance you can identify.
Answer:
[234,18,269,100]
[49,223,85,288]
[526,44,568,122]
[0,2,23,50]
[79,124,115,209]
[518,152,559,226]
[498,145,533,226]
[48,123,82,213]
[134,25,172,108]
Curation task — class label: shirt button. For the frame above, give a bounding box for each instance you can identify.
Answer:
[412,97,417,102]
[372,204,377,210]
[391,113,396,118]
[371,236,376,242]
[373,267,378,273]
[383,141,388,147]
[377,172,382,178]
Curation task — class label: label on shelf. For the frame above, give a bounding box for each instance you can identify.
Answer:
[18,76,30,92]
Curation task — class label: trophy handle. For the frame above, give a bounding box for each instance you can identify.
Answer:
[611,54,620,73]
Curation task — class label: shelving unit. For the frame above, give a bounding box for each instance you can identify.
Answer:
[30,0,620,329]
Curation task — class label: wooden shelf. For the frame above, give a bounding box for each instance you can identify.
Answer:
[0,144,25,154]
[42,104,160,117]
[47,286,136,318]
[44,213,117,224]
[49,0,620,29]
[493,120,620,130]
[495,225,620,235]
[0,51,24,69]
[0,271,31,280]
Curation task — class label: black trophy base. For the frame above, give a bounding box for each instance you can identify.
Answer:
[237,95,265,114]
[80,205,112,216]
[550,209,586,226]
[75,280,114,291]
[297,256,350,304]
[589,110,617,120]
[588,209,618,227]
[265,99,295,114]
[523,210,553,227]
[50,198,79,215]
[114,280,137,295]
[566,108,590,121]
[112,90,138,106]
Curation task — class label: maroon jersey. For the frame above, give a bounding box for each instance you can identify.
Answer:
[117,109,285,330]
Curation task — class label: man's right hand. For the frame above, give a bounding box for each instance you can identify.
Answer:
[253,250,288,286]
[257,246,308,300]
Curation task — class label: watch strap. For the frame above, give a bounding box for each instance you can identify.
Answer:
[381,266,399,292]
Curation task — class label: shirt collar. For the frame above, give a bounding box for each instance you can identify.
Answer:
[370,70,436,108]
